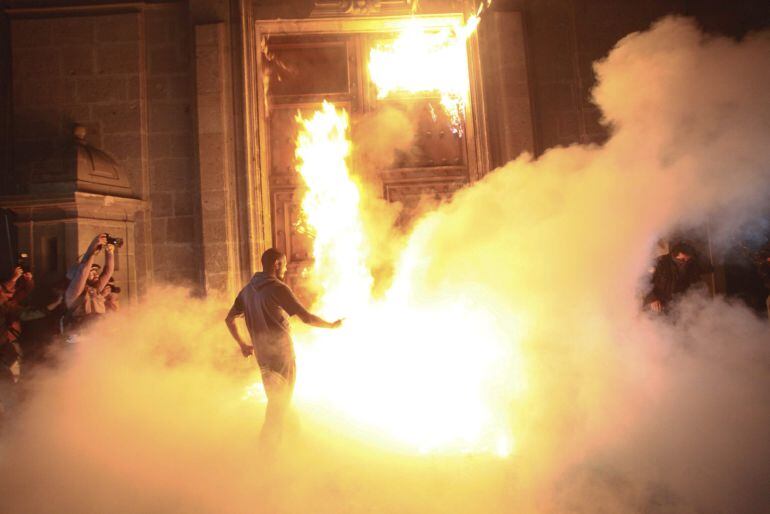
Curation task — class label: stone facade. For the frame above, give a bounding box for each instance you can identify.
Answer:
[0,0,767,297]
[526,0,770,150]
[145,4,200,288]
[2,2,201,294]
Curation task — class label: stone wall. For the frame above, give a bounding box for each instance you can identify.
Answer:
[10,12,146,193]
[3,2,202,292]
[524,0,770,153]
[0,11,10,187]
[145,4,202,287]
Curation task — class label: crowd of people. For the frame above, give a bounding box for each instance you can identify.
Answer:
[0,233,121,425]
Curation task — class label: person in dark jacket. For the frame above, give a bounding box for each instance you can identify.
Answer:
[225,248,342,449]
[644,242,711,313]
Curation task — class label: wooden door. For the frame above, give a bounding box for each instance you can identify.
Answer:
[260,26,474,291]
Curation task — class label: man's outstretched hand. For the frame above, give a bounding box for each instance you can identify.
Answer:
[330,319,344,329]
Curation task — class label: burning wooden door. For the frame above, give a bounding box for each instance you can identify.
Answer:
[257,20,481,290]
[262,34,360,290]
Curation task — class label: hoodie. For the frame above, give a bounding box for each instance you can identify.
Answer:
[228,272,305,362]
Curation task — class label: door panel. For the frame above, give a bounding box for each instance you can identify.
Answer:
[260,27,473,288]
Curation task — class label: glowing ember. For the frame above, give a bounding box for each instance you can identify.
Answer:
[242,100,524,457]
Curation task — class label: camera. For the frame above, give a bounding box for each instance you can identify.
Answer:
[16,251,30,272]
[105,234,124,248]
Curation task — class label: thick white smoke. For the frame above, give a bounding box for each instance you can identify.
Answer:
[1,16,769,514]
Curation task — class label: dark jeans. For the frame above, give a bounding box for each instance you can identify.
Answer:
[258,356,296,449]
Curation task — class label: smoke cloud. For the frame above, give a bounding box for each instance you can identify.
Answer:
[351,106,414,293]
[2,16,770,514]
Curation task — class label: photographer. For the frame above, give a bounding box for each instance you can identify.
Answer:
[1,265,33,306]
[63,233,116,332]
[0,264,34,375]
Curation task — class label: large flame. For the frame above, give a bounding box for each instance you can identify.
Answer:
[269,101,523,457]
[294,102,372,314]
[368,4,491,135]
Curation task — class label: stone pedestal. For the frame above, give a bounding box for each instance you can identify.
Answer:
[0,192,145,299]
[0,126,145,297]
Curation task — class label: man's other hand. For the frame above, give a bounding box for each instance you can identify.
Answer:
[95,233,108,248]
[238,342,254,358]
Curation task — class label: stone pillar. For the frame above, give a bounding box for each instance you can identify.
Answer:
[0,11,10,190]
[194,23,239,296]
[479,9,535,168]
[1,192,145,300]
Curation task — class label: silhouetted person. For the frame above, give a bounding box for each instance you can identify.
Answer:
[0,266,34,385]
[18,279,68,372]
[0,315,22,420]
[644,242,711,314]
[225,248,342,449]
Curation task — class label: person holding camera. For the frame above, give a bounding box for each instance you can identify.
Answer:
[1,265,33,307]
[63,233,117,334]
[0,257,34,392]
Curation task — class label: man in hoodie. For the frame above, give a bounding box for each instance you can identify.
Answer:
[225,248,342,447]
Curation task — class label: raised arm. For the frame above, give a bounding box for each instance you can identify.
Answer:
[1,266,23,300]
[79,234,106,265]
[95,244,115,293]
[65,233,107,308]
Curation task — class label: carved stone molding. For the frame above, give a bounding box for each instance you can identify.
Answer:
[311,0,415,17]
[383,178,467,226]
[3,1,178,19]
